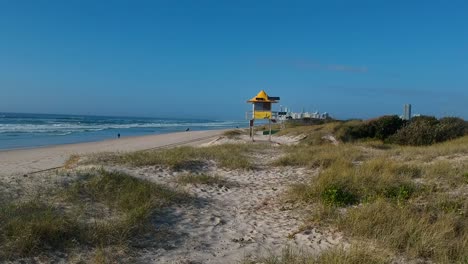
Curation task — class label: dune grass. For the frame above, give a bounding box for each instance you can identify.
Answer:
[273,144,366,169]
[281,134,468,263]
[223,129,244,138]
[0,201,79,259]
[289,158,420,206]
[388,135,468,162]
[275,122,341,136]
[243,245,391,264]
[89,144,254,170]
[63,154,80,169]
[339,199,468,263]
[0,169,187,261]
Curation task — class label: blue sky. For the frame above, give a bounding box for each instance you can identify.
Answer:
[1,0,467,120]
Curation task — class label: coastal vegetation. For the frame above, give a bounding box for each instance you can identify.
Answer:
[0,169,188,261]
[266,119,468,263]
[275,115,467,146]
[88,144,255,170]
[334,115,467,145]
[243,245,392,264]
[223,129,244,138]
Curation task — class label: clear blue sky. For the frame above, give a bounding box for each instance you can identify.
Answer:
[1,0,467,120]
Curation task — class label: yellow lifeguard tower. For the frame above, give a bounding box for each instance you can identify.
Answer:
[247,90,280,141]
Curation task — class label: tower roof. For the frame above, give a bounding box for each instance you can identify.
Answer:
[247,90,278,103]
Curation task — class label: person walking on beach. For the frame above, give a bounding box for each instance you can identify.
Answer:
[117,133,120,139]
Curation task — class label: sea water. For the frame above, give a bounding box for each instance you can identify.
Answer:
[0,113,246,150]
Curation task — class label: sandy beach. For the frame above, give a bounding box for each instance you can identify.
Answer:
[0,129,227,177]
[0,129,344,263]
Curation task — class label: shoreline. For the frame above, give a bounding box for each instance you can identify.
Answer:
[0,129,228,176]
[0,129,225,153]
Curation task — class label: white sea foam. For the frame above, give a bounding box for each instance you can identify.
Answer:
[0,121,242,134]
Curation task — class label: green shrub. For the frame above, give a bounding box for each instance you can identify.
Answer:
[390,116,438,145]
[389,116,466,146]
[369,115,406,140]
[435,117,467,142]
[335,116,405,142]
[383,184,414,202]
[321,186,358,206]
[334,120,373,142]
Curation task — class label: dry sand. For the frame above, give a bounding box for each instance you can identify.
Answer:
[0,129,227,177]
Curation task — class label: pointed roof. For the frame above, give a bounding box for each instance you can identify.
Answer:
[247,90,277,103]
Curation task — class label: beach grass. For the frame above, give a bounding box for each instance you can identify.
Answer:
[243,245,391,264]
[272,144,366,169]
[288,158,420,206]
[223,129,244,138]
[0,169,187,260]
[89,144,255,170]
[338,199,468,262]
[387,135,468,162]
[281,134,468,263]
[63,154,80,169]
[0,201,79,259]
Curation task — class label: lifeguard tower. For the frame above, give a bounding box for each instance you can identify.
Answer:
[246,90,280,141]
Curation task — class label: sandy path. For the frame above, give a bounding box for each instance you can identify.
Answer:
[116,148,343,263]
[0,130,226,177]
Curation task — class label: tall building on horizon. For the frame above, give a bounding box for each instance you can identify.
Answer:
[403,104,412,120]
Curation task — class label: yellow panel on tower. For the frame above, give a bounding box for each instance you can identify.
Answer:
[254,111,272,119]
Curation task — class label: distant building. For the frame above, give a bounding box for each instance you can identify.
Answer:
[403,104,412,120]
[277,108,330,121]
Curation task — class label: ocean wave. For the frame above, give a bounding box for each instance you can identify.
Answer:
[0,121,242,134]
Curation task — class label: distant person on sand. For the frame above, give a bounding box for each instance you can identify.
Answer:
[185,128,190,132]
[117,133,120,139]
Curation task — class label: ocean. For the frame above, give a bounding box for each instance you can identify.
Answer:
[0,113,246,150]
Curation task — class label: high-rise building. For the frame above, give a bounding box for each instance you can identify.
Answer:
[403,104,412,120]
